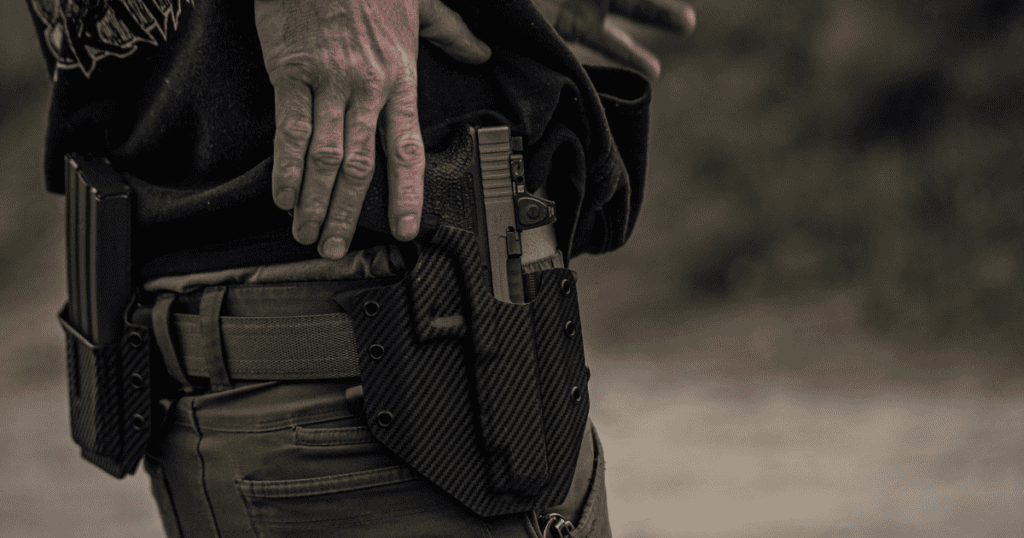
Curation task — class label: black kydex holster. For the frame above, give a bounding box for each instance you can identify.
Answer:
[338,126,590,517]
[59,154,151,478]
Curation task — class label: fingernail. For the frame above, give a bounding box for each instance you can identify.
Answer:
[397,215,418,240]
[296,222,319,244]
[683,5,697,35]
[276,188,296,209]
[321,237,347,259]
[477,41,492,59]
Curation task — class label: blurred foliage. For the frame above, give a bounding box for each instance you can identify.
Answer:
[616,0,1024,342]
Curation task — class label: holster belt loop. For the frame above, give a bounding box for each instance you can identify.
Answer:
[199,285,232,392]
[152,292,191,390]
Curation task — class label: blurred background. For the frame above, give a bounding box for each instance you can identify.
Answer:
[2,0,1022,536]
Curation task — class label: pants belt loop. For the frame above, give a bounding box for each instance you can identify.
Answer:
[152,292,193,391]
[199,285,232,392]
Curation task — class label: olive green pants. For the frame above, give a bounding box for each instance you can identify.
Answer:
[145,380,611,537]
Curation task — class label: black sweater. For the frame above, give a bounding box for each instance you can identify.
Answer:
[28,0,651,279]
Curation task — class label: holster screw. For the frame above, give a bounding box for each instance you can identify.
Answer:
[369,344,385,360]
[571,386,582,402]
[376,410,394,427]
[130,414,146,431]
[364,301,380,317]
[129,373,145,389]
[560,279,572,296]
[127,331,144,349]
[564,321,577,338]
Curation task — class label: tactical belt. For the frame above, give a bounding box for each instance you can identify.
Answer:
[149,250,562,383]
[151,281,370,383]
[163,308,360,381]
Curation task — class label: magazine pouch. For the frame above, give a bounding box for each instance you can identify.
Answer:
[59,154,150,478]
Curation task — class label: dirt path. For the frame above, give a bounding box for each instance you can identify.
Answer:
[589,358,1023,537]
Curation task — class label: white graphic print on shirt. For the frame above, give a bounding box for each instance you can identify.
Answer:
[29,0,193,79]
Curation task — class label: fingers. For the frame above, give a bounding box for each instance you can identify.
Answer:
[292,89,348,246]
[608,0,696,36]
[382,78,425,242]
[554,0,692,79]
[260,0,428,260]
[271,79,313,212]
[585,20,662,79]
[419,0,492,64]
[316,99,381,259]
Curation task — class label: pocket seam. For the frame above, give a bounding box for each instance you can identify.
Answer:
[236,464,419,499]
[293,425,376,446]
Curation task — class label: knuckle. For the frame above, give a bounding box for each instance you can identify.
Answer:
[389,90,418,119]
[392,179,423,206]
[394,137,425,166]
[361,64,387,87]
[277,118,313,144]
[393,193,422,214]
[268,56,318,84]
[274,161,303,183]
[399,69,416,91]
[342,152,375,181]
[343,66,383,96]
[309,146,346,168]
[394,60,417,87]
[319,104,347,124]
[323,213,357,235]
[352,86,387,110]
[300,198,329,221]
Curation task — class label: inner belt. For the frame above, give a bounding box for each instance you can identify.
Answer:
[151,280,377,382]
[171,310,360,381]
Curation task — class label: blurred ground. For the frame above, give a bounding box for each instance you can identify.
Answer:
[2,0,1023,536]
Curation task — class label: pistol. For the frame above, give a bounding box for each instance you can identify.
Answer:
[469,126,557,304]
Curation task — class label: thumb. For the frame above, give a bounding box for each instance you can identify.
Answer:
[419,0,492,64]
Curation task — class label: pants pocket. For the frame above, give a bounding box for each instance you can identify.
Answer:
[293,424,375,446]
[235,464,490,538]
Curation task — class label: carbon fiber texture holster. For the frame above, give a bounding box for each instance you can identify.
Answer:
[58,308,151,478]
[336,225,590,518]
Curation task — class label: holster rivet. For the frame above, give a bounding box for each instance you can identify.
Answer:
[129,373,145,389]
[564,321,577,338]
[127,331,144,349]
[376,410,394,427]
[571,386,582,402]
[369,344,385,360]
[364,301,380,317]
[130,414,146,431]
[560,279,572,296]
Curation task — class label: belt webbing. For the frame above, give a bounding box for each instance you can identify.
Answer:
[171,311,361,380]
[158,251,563,382]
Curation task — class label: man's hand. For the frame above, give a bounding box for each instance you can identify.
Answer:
[255,0,491,259]
[534,0,696,80]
